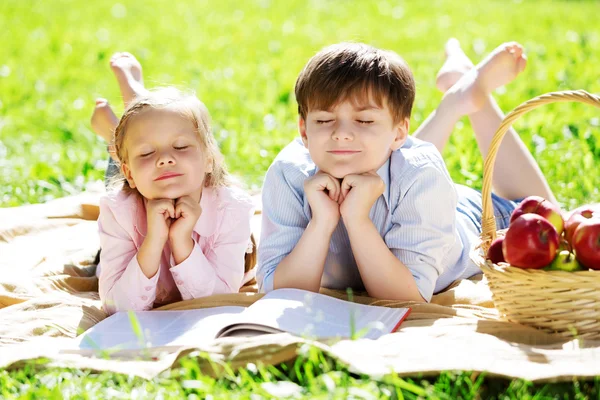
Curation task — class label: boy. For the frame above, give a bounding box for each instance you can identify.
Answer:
[257,40,556,302]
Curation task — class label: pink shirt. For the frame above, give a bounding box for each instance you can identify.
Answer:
[98,186,255,315]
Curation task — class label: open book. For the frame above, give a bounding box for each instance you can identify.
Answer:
[77,288,411,350]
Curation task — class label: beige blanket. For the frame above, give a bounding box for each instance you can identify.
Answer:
[1,191,599,382]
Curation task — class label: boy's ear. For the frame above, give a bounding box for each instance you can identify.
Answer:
[390,117,409,151]
[298,117,309,148]
[121,163,136,189]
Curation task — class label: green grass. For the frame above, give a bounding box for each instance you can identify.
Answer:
[2,349,599,399]
[1,0,599,397]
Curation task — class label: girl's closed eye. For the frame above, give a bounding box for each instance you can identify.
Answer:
[139,151,155,158]
[357,120,374,125]
[174,145,189,150]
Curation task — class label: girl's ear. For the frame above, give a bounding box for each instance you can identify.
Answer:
[121,163,136,188]
[390,117,409,151]
[205,156,214,174]
[298,117,309,148]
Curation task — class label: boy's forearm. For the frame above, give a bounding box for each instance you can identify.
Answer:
[273,221,334,292]
[345,218,426,302]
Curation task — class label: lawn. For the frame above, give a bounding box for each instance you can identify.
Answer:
[1,0,599,397]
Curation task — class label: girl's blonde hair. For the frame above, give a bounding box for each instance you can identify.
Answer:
[109,87,230,192]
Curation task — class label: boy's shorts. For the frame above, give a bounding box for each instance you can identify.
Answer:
[455,184,523,234]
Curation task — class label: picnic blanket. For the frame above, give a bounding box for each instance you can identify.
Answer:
[1,190,599,382]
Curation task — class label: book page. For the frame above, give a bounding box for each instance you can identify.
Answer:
[219,289,409,340]
[77,306,245,350]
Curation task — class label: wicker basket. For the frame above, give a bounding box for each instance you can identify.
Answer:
[469,90,600,340]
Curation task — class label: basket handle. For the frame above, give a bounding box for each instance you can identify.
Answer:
[480,90,600,253]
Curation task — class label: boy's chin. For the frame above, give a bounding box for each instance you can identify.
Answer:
[320,166,368,180]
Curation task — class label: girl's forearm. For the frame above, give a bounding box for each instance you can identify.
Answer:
[169,235,194,265]
[136,235,166,278]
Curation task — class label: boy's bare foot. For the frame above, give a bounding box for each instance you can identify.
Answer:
[90,98,119,143]
[435,38,474,92]
[443,42,527,115]
[110,52,146,108]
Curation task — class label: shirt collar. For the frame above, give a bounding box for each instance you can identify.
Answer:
[376,157,391,207]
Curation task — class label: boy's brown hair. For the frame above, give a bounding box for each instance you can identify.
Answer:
[295,42,415,124]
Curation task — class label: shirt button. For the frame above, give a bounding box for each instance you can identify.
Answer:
[176,280,184,285]
[141,295,148,301]
[144,286,152,291]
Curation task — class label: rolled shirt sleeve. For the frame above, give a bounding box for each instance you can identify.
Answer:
[257,161,310,293]
[384,164,458,302]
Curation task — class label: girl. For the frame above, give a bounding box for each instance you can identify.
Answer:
[98,87,255,315]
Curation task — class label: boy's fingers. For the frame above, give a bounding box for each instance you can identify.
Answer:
[338,190,345,204]
[324,176,340,202]
[341,176,355,195]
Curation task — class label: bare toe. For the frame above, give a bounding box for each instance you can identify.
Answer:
[444,38,462,57]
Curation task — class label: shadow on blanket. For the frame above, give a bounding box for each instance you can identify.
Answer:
[1,191,599,382]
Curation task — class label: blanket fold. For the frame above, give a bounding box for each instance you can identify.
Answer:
[1,191,598,382]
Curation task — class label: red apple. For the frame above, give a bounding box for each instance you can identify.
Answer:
[503,214,560,269]
[572,218,600,270]
[564,205,598,245]
[487,237,506,264]
[510,195,564,235]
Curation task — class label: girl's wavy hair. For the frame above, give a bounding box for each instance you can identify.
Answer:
[108,87,230,193]
[107,87,257,274]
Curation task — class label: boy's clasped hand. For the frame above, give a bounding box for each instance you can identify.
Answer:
[304,171,385,230]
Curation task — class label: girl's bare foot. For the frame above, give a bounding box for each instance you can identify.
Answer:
[109,52,146,108]
[435,38,474,92]
[90,98,119,143]
[443,42,527,115]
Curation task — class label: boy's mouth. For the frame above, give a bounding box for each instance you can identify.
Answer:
[327,150,361,155]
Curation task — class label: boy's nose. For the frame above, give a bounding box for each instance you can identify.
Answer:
[331,124,354,141]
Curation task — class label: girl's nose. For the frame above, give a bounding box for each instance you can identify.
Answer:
[157,152,176,166]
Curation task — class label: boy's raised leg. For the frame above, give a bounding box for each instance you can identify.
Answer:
[110,52,147,108]
[468,95,557,203]
[415,40,556,203]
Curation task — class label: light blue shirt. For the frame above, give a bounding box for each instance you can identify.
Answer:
[257,136,481,301]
